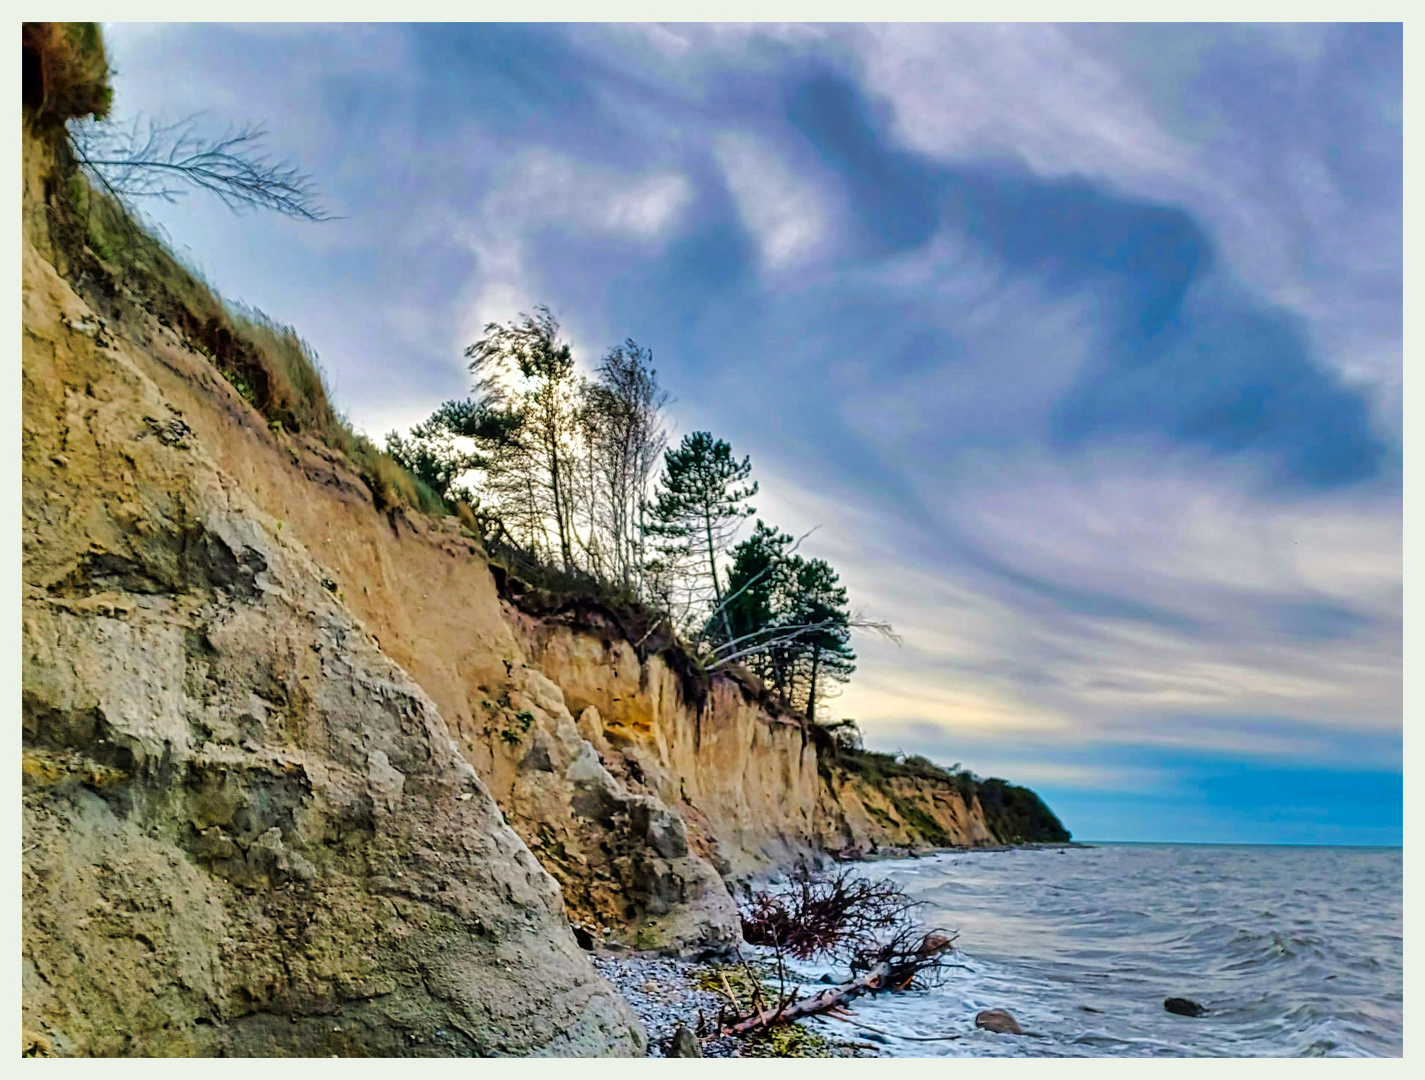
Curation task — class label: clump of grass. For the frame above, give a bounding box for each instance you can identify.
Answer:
[227,305,339,435]
[692,961,775,1004]
[497,709,537,746]
[693,961,840,1056]
[453,500,482,535]
[42,147,449,521]
[743,1023,835,1058]
[341,432,446,516]
[26,22,454,524]
[23,23,112,128]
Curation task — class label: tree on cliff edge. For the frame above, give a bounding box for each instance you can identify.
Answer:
[644,431,757,642]
[718,522,856,718]
[464,306,582,570]
[579,340,669,594]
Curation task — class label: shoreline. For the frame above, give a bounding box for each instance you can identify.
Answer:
[827,839,1092,865]
[590,952,884,1058]
[594,842,1093,1057]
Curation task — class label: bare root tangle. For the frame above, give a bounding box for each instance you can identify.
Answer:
[724,928,961,1035]
[739,866,921,962]
[726,867,962,1036]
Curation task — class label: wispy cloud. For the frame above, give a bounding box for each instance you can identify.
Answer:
[98,22,1402,844]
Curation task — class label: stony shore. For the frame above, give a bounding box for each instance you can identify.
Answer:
[587,843,1092,1056]
[589,953,883,1058]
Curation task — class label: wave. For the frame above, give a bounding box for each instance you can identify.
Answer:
[843,844,1401,1058]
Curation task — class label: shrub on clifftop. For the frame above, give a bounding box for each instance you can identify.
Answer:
[22,23,111,128]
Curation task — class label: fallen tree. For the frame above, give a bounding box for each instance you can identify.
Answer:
[724,928,959,1034]
[712,867,962,1036]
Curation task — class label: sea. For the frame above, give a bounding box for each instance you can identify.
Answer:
[785,843,1403,1057]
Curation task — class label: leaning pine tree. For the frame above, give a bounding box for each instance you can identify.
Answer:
[718,525,856,718]
[643,431,757,645]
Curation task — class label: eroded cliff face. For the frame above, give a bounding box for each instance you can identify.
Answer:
[20,236,645,1057]
[505,607,1000,874]
[23,129,1006,1059]
[90,285,741,956]
[814,770,996,851]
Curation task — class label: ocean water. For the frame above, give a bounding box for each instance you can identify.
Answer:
[788,844,1403,1057]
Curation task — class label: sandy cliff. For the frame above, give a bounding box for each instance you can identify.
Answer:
[20,234,644,1056]
[21,94,1058,1055]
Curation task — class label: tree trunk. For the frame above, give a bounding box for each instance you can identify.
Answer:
[724,934,956,1035]
[548,428,572,571]
[705,510,731,643]
[805,644,821,722]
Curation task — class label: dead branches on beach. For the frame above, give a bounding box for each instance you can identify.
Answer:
[724,929,958,1034]
[721,867,960,1036]
[740,866,920,961]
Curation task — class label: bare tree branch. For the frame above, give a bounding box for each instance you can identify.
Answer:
[725,867,962,1036]
[707,617,899,671]
[696,526,821,644]
[68,114,334,221]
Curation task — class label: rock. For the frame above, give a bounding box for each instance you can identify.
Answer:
[1164,997,1207,1017]
[975,1008,1024,1035]
[1079,1005,1103,1014]
[19,241,646,1058]
[668,1024,701,1057]
[818,973,837,984]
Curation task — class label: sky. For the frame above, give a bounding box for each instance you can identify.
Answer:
[96,22,1403,845]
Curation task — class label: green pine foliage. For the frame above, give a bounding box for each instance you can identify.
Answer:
[723,521,855,719]
[384,406,489,504]
[644,431,758,639]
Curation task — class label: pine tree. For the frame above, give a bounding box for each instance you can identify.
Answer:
[787,557,856,722]
[644,431,757,641]
[724,520,797,690]
[719,525,856,717]
[384,401,491,504]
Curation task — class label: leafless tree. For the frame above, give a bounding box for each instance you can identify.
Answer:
[717,866,961,1036]
[69,115,333,221]
[581,341,669,593]
[465,307,583,571]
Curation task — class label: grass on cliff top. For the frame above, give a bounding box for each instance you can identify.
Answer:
[23,22,112,128]
[26,19,445,519]
[42,140,445,519]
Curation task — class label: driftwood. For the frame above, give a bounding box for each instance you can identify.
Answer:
[724,931,957,1035]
